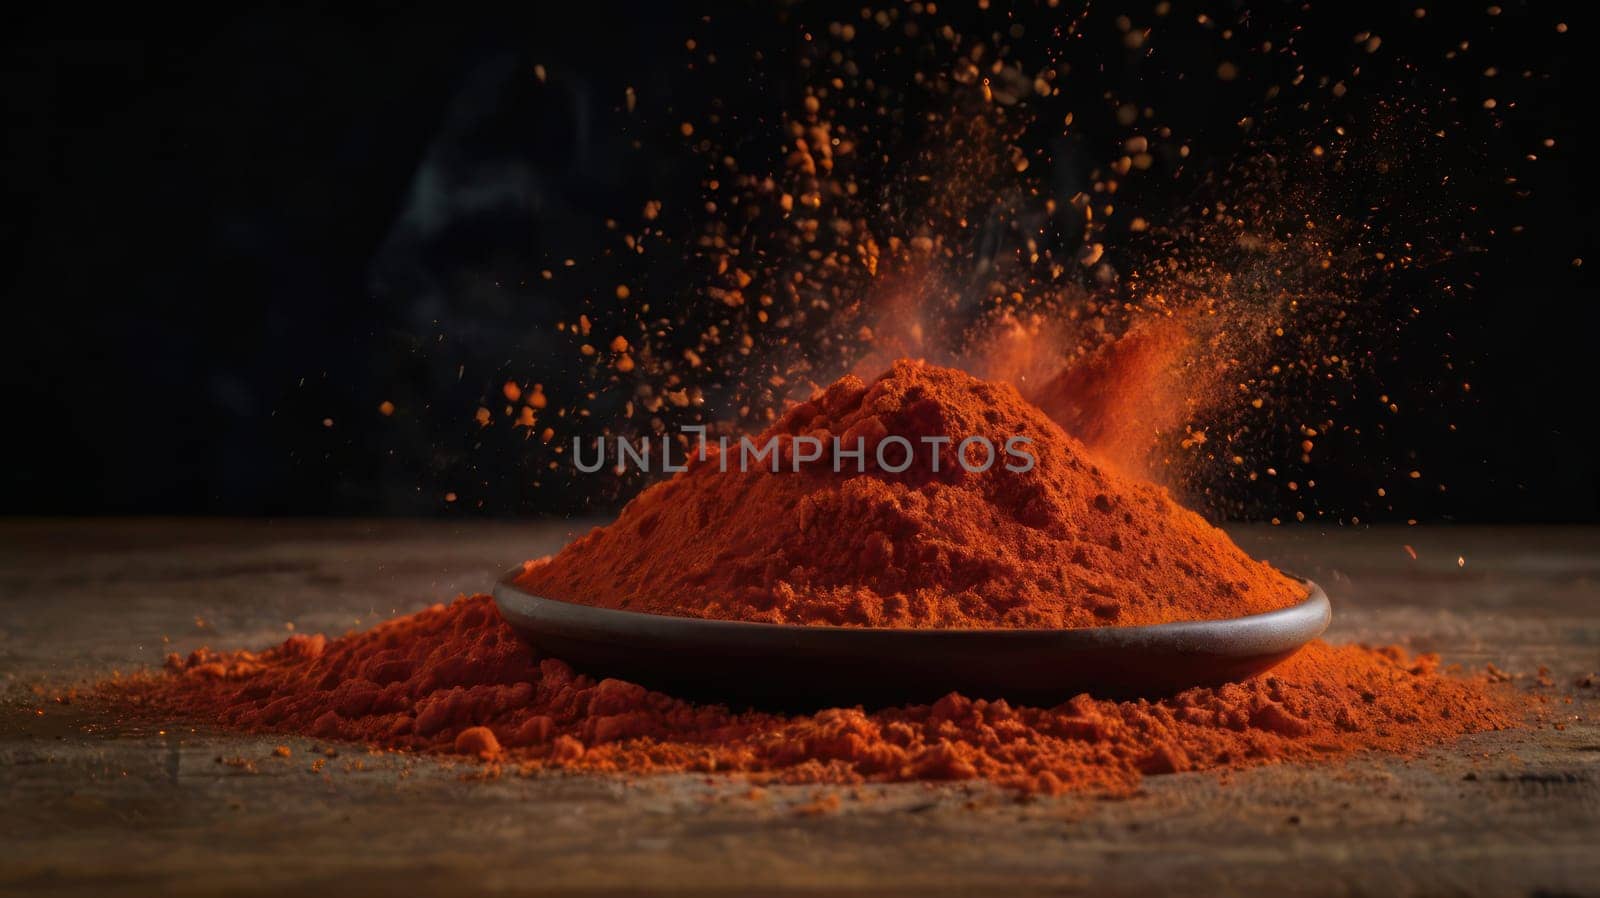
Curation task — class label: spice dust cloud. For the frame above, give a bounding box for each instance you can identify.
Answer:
[421,1,1571,527]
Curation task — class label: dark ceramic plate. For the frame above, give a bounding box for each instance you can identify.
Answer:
[492,568,1331,709]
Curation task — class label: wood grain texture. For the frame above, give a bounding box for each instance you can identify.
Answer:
[2,519,1597,897]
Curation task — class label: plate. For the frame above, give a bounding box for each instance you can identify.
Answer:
[493,569,1331,708]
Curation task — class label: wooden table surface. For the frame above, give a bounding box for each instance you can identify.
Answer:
[1,519,1597,897]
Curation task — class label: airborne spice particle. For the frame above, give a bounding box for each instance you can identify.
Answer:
[491,1,1536,528]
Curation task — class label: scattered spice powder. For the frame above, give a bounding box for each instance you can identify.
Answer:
[114,594,1517,796]
[517,360,1303,628]
[106,360,1522,795]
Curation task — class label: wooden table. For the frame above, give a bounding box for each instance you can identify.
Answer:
[2,519,1597,896]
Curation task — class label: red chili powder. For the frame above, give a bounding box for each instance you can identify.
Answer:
[112,595,1517,796]
[517,360,1302,628]
[103,360,1521,795]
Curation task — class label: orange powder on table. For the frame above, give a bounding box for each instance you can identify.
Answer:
[112,595,1518,796]
[517,360,1302,628]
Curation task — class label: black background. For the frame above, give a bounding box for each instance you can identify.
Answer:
[4,2,1594,521]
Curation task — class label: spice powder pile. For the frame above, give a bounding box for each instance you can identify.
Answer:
[110,361,1520,795]
[518,360,1302,628]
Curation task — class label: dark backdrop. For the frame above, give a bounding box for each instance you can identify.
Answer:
[4,2,1594,520]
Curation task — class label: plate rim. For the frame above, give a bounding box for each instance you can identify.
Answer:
[492,565,1331,657]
